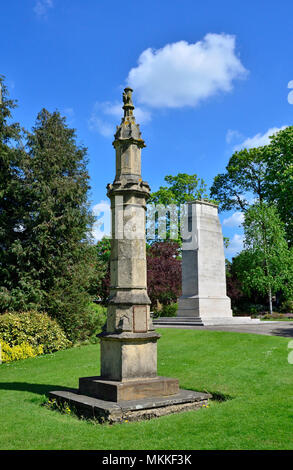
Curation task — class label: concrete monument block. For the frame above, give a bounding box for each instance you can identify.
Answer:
[178,200,233,321]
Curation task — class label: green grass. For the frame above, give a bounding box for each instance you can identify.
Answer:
[260,318,293,321]
[1,329,293,450]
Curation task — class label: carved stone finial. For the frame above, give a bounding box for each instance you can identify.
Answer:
[122,87,134,118]
[113,88,145,145]
[123,87,133,106]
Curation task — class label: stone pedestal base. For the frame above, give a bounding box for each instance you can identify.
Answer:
[49,388,211,423]
[178,295,233,319]
[79,376,179,402]
[99,332,160,381]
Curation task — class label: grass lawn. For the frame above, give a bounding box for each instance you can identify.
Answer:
[1,328,293,450]
[260,318,293,321]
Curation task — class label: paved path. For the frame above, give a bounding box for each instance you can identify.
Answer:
[156,321,293,338]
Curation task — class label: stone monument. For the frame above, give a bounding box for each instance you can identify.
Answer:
[49,89,210,422]
[178,200,233,322]
[154,200,259,326]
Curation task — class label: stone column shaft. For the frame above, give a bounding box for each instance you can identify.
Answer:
[98,87,160,383]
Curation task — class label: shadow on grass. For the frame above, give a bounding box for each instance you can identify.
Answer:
[207,391,234,402]
[186,386,234,402]
[0,382,74,396]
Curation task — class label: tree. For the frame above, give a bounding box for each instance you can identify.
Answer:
[147,241,181,308]
[210,126,293,245]
[233,203,293,314]
[149,173,209,205]
[93,237,111,303]
[265,127,293,246]
[210,146,268,212]
[147,173,211,243]
[0,76,29,310]
[0,106,96,340]
[225,259,244,307]
[225,257,267,314]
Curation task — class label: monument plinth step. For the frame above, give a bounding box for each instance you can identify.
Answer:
[153,316,261,326]
[49,388,212,423]
[79,376,179,402]
[153,317,204,326]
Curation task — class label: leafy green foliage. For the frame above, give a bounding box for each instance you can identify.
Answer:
[0,76,32,308]
[210,126,293,244]
[0,311,70,353]
[42,243,104,342]
[265,127,293,245]
[149,173,209,205]
[225,259,269,315]
[92,238,111,303]
[96,237,111,264]
[148,173,213,244]
[279,299,293,313]
[152,302,178,318]
[233,203,293,313]
[210,146,268,212]
[0,86,97,341]
[84,303,107,341]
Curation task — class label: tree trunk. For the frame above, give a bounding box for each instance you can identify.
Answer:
[268,288,273,315]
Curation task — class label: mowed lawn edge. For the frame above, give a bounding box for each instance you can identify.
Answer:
[0,328,292,450]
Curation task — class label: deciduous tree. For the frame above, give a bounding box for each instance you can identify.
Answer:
[210,126,293,245]
[233,203,293,314]
[148,173,211,243]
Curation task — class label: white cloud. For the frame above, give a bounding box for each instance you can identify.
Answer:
[92,200,111,216]
[223,212,244,227]
[288,80,293,105]
[127,33,247,108]
[89,116,114,138]
[34,0,53,17]
[234,126,287,150]
[226,129,243,144]
[92,200,111,241]
[89,101,151,138]
[225,233,244,256]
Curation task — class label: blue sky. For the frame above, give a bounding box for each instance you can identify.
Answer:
[1,0,293,257]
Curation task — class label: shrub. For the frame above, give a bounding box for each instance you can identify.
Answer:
[43,257,99,343]
[246,304,267,315]
[62,303,107,345]
[153,303,178,318]
[147,242,181,308]
[84,303,107,342]
[93,238,111,303]
[0,341,44,363]
[279,299,293,313]
[261,312,286,319]
[0,311,70,353]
